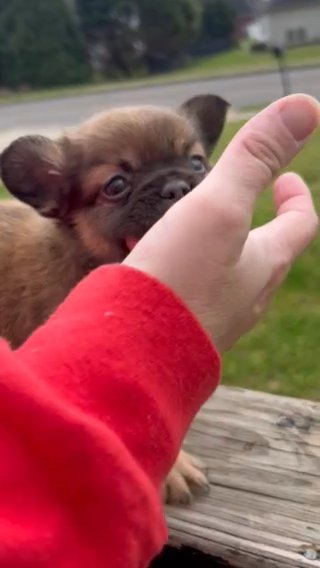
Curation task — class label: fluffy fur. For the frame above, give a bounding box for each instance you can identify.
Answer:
[0,93,229,503]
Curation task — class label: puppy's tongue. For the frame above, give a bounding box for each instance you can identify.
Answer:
[125,237,139,251]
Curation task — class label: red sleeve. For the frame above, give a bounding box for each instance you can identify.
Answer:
[0,265,220,568]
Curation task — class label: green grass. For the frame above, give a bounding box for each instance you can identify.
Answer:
[1,43,320,106]
[1,118,320,400]
[181,43,320,78]
[0,186,7,199]
[212,121,320,400]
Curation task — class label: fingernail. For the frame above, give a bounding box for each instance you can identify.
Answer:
[279,96,319,142]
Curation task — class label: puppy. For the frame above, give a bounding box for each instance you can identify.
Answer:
[0,93,229,504]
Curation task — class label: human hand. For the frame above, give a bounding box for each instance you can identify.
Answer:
[125,94,319,352]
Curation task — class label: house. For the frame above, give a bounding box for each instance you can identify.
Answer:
[247,0,320,48]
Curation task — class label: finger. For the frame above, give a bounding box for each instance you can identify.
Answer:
[253,172,318,263]
[196,94,319,222]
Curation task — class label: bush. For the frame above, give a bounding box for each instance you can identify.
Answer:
[77,0,145,78]
[250,42,269,53]
[0,0,90,89]
[137,0,202,72]
[192,0,236,56]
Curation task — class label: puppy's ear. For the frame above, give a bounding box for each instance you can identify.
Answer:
[0,135,70,218]
[179,94,230,154]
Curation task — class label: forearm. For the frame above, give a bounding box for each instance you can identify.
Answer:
[0,265,220,567]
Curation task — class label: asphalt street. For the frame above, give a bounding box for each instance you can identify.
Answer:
[0,66,319,149]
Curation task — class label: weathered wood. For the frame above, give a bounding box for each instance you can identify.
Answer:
[165,386,320,567]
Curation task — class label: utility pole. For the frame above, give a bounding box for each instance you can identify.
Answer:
[271,45,291,96]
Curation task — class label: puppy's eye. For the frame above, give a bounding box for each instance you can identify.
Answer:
[190,156,206,174]
[103,175,131,200]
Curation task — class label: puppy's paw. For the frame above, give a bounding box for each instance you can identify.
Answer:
[164,450,210,505]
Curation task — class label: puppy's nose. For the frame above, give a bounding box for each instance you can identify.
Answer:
[161,180,190,200]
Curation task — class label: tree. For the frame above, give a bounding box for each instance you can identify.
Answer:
[190,0,236,56]
[0,0,90,89]
[137,0,201,72]
[200,0,236,43]
[77,0,201,76]
[77,0,143,77]
[76,0,116,41]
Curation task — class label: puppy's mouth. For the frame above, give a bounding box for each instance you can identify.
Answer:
[125,237,139,252]
[119,235,144,259]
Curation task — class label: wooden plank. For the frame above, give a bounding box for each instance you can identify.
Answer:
[165,386,320,567]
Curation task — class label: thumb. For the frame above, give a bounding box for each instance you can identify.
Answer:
[195,94,319,230]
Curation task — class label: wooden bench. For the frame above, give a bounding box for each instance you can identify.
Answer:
[152,386,320,567]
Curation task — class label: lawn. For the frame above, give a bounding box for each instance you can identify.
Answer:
[0,119,319,400]
[1,43,320,106]
[173,43,320,79]
[212,121,320,401]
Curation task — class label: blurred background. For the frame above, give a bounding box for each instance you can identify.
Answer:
[0,0,320,400]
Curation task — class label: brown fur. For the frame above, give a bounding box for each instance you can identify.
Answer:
[0,94,229,503]
[0,94,229,349]
[0,201,94,346]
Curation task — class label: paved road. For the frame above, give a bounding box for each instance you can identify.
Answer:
[0,66,319,148]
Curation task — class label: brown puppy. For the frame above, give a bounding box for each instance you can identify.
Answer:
[0,94,229,504]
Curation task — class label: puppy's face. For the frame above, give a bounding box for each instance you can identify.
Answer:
[0,95,229,261]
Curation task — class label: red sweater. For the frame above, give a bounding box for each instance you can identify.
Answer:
[0,265,220,568]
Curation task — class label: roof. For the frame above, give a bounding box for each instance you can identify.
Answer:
[264,0,320,13]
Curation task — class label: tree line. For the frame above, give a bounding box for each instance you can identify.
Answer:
[0,0,237,89]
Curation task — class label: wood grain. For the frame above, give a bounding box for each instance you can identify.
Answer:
[165,386,320,567]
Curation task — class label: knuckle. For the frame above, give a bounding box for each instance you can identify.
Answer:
[272,248,291,282]
[275,253,291,274]
[241,132,283,180]
[214,202,245,232]
[191,192,245,233]
[225,205,245,230]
